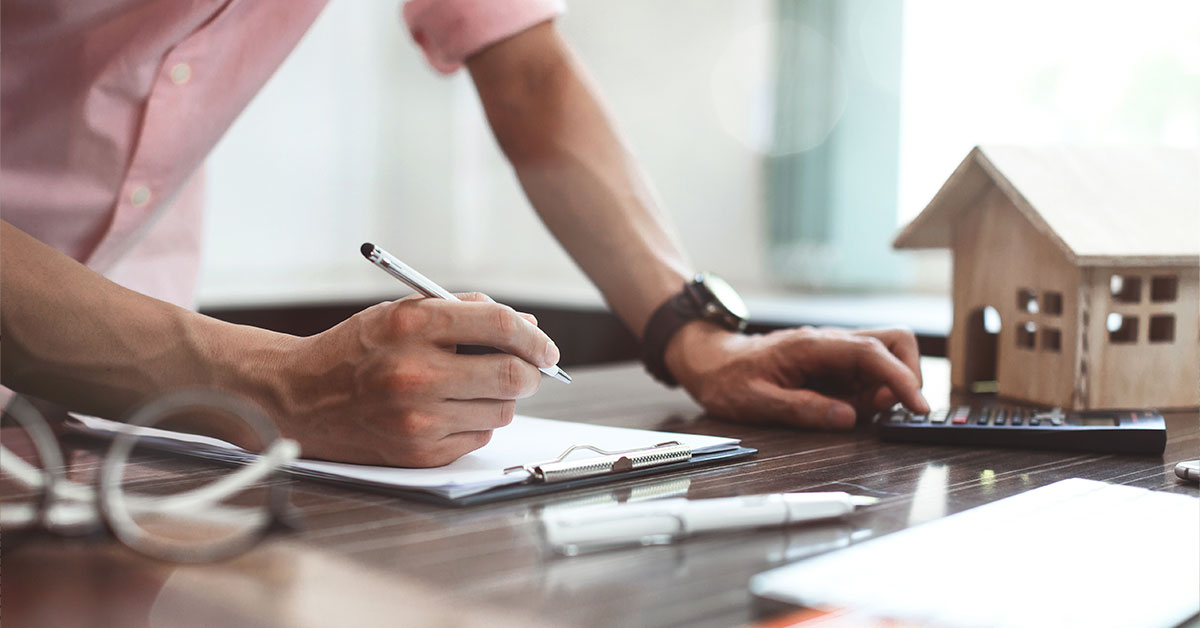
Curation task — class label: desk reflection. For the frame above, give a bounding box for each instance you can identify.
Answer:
[5,540,551,628]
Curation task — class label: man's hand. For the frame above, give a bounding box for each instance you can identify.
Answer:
[466,25,927,431]
[267,293,557,468]
[664,322,930,429]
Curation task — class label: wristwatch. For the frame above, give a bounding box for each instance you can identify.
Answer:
[641,273,749,386]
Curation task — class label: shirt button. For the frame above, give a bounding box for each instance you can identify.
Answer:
[130,186,151,207]
[169,62,192,85]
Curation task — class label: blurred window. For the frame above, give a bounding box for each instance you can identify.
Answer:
[767,0,1199,292]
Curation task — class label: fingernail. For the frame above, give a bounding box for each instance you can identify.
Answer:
[826,405,855,429]
[542,340,560,367]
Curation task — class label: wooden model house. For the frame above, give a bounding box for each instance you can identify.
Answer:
[894,146,1199,410]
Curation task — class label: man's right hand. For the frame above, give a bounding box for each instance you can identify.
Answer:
[266,293,559,468]
[1,222,557,469]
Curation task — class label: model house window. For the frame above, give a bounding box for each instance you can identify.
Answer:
[1107,313,1138,343]
[1149,315,1175,343]
[1110,275,1141,303]
[1016,322,1037,349]
[1017,289,1039,314]
[1042,291,1063,316]
[1150,276,1178,302]
[1041,328,1062,352]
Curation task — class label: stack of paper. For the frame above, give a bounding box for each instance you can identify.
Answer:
[70,415,744,501]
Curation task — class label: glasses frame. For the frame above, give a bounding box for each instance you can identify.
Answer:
[2,390,301,563]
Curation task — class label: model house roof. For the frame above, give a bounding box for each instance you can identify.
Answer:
[894,145,1200,267]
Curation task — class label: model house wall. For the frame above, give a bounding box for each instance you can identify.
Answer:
[951,186,1080,408]
[1083,265,1199,409]
[896,145,1199,410]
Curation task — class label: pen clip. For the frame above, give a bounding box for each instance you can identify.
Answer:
[505,441,692,484]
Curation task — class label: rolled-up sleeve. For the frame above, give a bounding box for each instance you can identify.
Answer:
[402,0,566,74]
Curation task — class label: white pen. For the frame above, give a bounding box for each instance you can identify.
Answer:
[360,243,572,384]
[543,491,878,554]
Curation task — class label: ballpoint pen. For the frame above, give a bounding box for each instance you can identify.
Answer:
[360,242,572,384]
[542,491,878,554]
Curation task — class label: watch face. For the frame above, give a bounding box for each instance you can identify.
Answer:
[697,273,749,322]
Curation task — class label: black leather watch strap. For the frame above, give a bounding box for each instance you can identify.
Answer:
[640,288,704,387]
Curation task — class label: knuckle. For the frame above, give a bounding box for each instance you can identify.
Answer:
[389,302,434,336]
[496,400,516,427]
[459,291,493,303]
[858,335,887,353]
[789,326,821,344]
[385,365,433,396]
[498,356,526,397]
[398,411,438,438]
[491,304,520,338]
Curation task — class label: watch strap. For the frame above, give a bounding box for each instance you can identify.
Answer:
[640,288,703,387]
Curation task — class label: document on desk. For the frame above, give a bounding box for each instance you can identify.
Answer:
[68,414,751,504]
[750,478,1200,628]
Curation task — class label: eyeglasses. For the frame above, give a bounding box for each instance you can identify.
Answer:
[1,390,302,563]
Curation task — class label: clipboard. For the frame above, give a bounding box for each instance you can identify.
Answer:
[67,414,756,507]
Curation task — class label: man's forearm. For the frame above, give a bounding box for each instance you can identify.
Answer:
[0,220,291,427]
[467,22,692,339]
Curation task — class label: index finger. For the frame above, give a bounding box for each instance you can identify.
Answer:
[802,335,928,414]
[421,300,559,369]
[851,339,929,413]
[855,328,922,387]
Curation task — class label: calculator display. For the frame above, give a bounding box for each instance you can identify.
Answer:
[1076,416,1119,427]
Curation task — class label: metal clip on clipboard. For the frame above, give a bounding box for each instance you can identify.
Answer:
[504,441,692,484]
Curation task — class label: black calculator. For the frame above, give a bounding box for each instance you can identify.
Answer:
[874,405,1166,455]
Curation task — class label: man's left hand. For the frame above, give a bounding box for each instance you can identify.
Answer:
[663,322,931,429]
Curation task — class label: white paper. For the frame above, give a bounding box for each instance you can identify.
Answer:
[69,415,741,500]
[750,478,1200,628]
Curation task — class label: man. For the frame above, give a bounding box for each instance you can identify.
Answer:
[1,0,928,467]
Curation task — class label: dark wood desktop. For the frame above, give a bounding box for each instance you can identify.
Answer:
[5,361,1197,628]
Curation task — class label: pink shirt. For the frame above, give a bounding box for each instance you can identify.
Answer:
[1,0,563,308]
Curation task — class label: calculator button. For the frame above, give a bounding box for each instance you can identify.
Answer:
[1031,408,1065,426]
[889,410,907,423]
[928,409,950,424]
[907,413,928,423]
[992,409,1008,426]
[1010,410,1025,426]
[950,408,971,424]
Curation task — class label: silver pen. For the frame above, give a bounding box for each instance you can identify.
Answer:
[360,243,572,384]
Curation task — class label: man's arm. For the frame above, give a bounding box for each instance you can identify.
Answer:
[1,220,555,466]
[465,23,688,335]
[466,23,929,427]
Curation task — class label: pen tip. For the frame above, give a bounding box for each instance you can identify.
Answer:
[360,243,375,258]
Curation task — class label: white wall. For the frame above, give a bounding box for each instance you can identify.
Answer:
[199,0,773,308]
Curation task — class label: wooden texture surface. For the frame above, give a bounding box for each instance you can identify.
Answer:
[1085,264,1200,409]
[949,185,1082,408]
[898,144,1200,411]
[4,361,1198,628]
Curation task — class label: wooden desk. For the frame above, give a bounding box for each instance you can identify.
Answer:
[5,361,1197,628]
